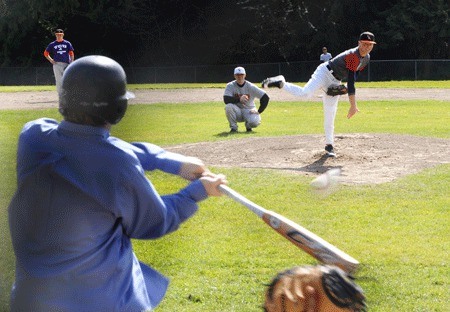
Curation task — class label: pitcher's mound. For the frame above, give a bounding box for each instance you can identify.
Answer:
[166,133,449,185]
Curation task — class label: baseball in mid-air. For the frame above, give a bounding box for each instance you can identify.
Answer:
[310,168,341,193]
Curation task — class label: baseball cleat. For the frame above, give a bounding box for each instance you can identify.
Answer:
[246,127,252,132]
[262,75,285,89]
[325,144,336,157]
[229,128,238,133]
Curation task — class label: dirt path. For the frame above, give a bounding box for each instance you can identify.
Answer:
[1,88,448,185]
[0,88,449,110]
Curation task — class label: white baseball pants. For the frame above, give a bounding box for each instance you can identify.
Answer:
[282,63,341,145]
[53,62,69,95]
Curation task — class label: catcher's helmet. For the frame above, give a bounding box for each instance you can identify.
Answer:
[59,55,134,125]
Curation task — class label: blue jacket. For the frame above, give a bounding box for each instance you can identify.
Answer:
[9,118,207,311]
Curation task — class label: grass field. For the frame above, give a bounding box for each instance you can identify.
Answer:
[0,83,449,311]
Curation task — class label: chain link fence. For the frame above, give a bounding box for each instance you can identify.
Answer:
[0,60,448,86]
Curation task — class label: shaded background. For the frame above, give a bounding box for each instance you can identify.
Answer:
[0,0,449,68]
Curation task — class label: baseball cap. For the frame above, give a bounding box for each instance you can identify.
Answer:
[234,67,246,75]
[55,29,64,34]
[359,31,376,44]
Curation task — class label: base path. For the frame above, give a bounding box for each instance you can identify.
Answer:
[0,88,449,110]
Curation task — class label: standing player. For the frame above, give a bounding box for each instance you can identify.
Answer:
[224,66,270,133]
[262,32,376,157]
[320,47,332,63]
[8,55,227,311]
[44,28,75,95]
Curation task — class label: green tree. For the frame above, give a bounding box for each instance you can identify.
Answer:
[228,0,449,61]
[0,0,228,66]
[228,0,384,62]
[0,0,448,67]
[378,0,449,58]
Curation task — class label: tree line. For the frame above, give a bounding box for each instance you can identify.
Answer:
[0,0,448,67]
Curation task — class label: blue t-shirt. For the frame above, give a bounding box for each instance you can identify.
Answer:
[45,40,74,63]
[9,118,208,311]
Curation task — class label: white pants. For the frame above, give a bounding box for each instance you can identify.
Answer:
[53,62,69,95]
[225,104,261,130]
[283,63,341,145]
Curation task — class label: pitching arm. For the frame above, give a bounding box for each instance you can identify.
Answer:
[346,71,359,119]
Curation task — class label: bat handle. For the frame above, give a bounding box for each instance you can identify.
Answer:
[218,185,267,218]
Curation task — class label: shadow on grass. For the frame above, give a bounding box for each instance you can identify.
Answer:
[214,131,256,137]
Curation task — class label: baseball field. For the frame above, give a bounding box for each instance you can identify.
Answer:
[0,81,449,311]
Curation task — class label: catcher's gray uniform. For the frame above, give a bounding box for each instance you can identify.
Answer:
[223,69,269,132]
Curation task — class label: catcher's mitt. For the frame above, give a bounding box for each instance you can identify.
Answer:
[326,85,348,96]
[264,265,366,312]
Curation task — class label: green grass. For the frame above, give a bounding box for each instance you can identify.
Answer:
[113,100,450,144]
[0,90,449,311]
[0,80,449,92]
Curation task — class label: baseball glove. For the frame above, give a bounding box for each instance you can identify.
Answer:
[264,265,366,312]
[326,85,348,96]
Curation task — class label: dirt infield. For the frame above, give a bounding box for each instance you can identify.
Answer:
[166,133,449,185]
[0,87,449,110]
[1,88,449,184]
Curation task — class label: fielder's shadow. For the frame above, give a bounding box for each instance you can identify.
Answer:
[214,131,255,137]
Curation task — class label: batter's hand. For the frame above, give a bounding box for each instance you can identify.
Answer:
[200,174,227,197]
[178,156,208,181]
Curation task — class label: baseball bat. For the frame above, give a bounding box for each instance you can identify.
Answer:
[218,184,359,274]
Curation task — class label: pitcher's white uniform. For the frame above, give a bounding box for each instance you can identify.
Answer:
[283,47,370,146]
[262,32,376,156]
